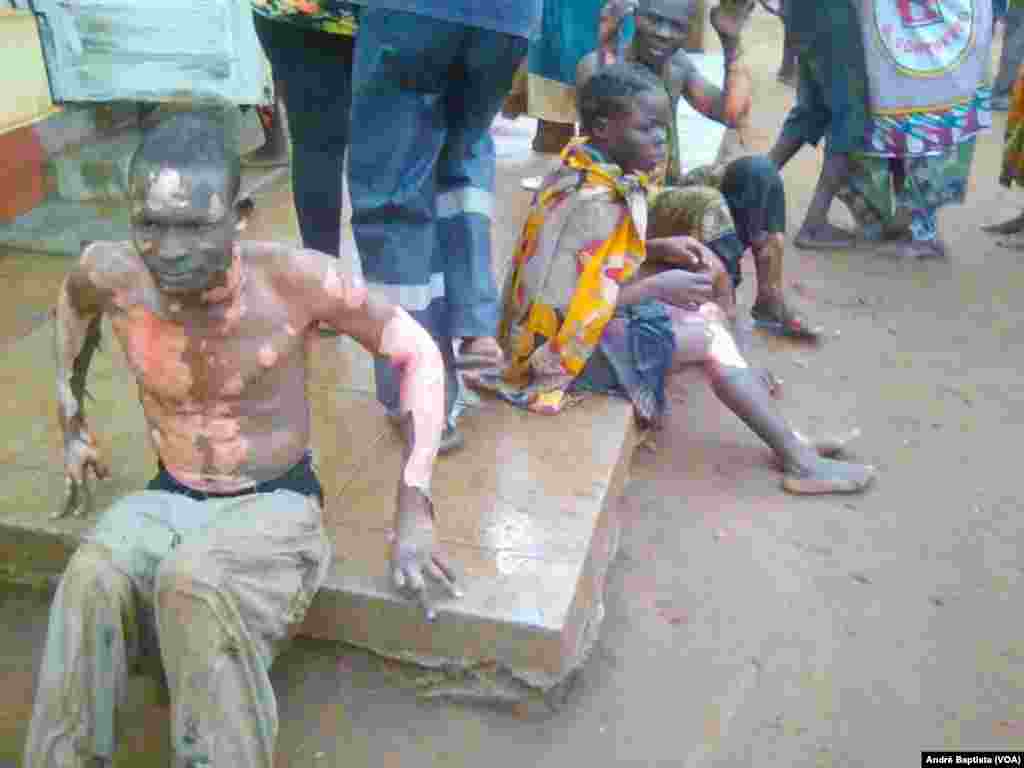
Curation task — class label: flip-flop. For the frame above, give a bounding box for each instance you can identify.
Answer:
[751,309,823,341]
[454,352,505,369]
[455,339,505,369]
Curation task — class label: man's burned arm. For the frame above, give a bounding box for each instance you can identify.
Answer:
[55,262,105,437]
[53,249,111,516]
[379,307,445,494]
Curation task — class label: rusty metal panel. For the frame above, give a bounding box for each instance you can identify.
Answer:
[0,9,60,135]
[30,0,271,105]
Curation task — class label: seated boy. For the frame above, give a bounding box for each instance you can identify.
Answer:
[579,0,822,339]
[471,64,874,495]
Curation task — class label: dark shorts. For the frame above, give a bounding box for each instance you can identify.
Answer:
[573,299,676,427]
[779,46,870,155]
[147,450,324,507]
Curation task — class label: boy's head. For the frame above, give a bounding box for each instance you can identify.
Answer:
[577,63,668,175]
[128,107,243,297]
[634,0,698,68]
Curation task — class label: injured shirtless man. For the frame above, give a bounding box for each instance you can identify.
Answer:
[25,108,458,768]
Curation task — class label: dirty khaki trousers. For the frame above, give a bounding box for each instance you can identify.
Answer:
[24,489,332,768]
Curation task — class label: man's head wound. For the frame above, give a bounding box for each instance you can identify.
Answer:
[129,104,242,215]
[637,0,697,22]
[577,62,662,135]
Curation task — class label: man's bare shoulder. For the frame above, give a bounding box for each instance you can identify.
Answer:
[243,240,368,315]
[242,239,330,288]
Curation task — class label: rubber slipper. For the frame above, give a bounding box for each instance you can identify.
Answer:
[751,313,823,341]
[454,352,505,369]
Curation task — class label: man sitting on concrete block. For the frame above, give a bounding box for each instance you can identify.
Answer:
[24,106,459,768]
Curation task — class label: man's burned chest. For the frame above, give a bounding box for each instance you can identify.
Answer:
[110,299,306,406]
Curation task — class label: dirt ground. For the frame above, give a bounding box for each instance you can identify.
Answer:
[2,8,1023,767]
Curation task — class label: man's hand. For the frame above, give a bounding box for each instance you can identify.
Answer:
[391,482,462,622]
[598,0,637,63]
[710,0,756,41]
[56,427,109,519]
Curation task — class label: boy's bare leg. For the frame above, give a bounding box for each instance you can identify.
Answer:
[794,153,858,249]
[669,303,874,494]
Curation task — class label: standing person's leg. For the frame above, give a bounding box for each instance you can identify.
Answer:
[440,28,528,367]
[243,84,290,168]
[769,54,859,249]
[995,3,1024,109]
[776,0,797,85]
[253,16,353,257]
[348,10,464,444]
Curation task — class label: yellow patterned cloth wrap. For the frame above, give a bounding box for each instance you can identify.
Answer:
[493,139,650,414]
[1003,64,1024,188]
[252,0,357,36]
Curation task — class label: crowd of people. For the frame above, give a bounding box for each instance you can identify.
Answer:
[22,0,1012,765]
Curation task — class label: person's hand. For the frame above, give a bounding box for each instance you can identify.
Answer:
[391,482,462,622]
[652,269,716,308]
[56,426,109,519]
[710,0,756,41]
[599,0,637,62]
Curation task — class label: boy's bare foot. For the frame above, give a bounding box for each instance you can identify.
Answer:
[793,223,858,250]
[795,427,861,458]
[982,212,1024,235]
[781,457,875,495]
[876,239,947,260]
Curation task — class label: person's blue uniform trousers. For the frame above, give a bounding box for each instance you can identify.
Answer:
[347,3,539,419]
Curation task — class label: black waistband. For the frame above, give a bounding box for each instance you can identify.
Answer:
[147,450,324,506]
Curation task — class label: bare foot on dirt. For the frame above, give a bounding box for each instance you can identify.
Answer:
[781,457,875,495]
[242,145,289,169]
[772,429,861,469]
[996,235,1024,250]
[876,239,947,260]
[793,223,858,250]
[795,428,861,458]
[981,212,1024,235]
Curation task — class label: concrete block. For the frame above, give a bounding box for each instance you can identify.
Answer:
[0,315,638,700]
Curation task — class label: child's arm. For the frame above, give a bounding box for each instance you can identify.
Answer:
[672,2,754,132]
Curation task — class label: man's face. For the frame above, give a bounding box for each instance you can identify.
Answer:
[634,0,695,66]
[130,166,237,297]
[599,89,670,175]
